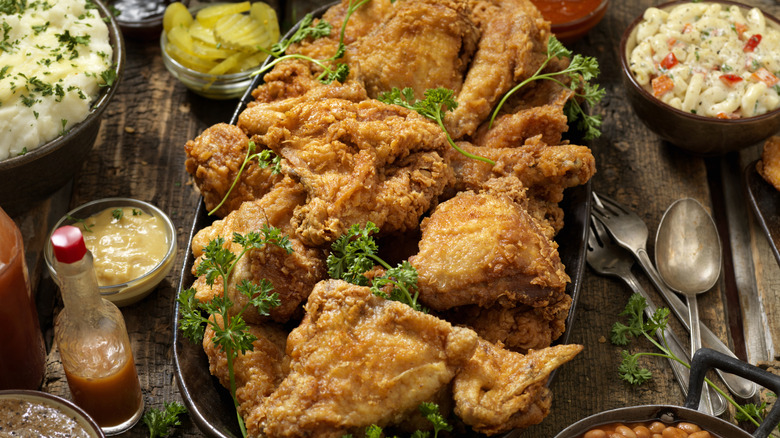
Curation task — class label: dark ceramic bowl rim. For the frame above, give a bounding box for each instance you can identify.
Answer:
[0,389,105,437]
[550,0,610,29]
[0,0,125,171]
[619,0,780,126]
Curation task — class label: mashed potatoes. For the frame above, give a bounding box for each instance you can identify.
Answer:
[0,1,114,160]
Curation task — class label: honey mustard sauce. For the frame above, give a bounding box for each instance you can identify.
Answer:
[80,207,168,286]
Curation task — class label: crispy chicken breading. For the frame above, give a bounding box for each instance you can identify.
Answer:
[190,176,327,323]
[757,136,780,191]
[445,0,550,139]
[251,279,479,438]
[262,95,453,246]
[203,315,288,423]
[443,294,572,353]
[411,177,569,311]
[345,0,479,100]
[184,123,283,218]
[452,339,583,435]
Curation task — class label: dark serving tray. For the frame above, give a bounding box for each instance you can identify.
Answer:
[173,2,592,435]
[745,159,780,268]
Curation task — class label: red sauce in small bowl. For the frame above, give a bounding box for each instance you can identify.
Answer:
[530,0,609,44]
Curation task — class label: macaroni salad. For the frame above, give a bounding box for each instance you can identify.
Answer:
[629,2,780,118]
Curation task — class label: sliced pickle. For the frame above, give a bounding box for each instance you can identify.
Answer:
[188,20,217,46]
[167,25,195,55]
[195,2,251,28]
[167,43,218,72]
[192,40,234,61]
[237,51,270,71]
[250,2,280,43]
[214,14,273,52]
[163,2,193,33]
[208,52,243,75]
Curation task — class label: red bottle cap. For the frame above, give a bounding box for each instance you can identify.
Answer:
[51,225,87,264]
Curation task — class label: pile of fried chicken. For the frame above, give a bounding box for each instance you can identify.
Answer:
[183,0,596,436]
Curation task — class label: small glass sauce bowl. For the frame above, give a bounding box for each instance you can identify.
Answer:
[531,0,610,44]
[159,3,271,100]
[44,198,177,307]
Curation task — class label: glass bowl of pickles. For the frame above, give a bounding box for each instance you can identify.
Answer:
[160,1,280,99]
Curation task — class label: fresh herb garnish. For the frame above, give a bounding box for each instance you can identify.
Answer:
[612,293,770,431]
[67,214,93,232]
[348,403,451,438]
[100,66,116,87]
[177,226,291,438]
[142,401,187,438]
[327,222,424,312]
[377,87,494,165]
[207,141,281,216]
[112,208,123,220]
[489,35,605,140]
[253,0,370,84]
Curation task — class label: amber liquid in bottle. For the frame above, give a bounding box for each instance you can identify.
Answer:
[0,207,46,390]
[51,226,144,435]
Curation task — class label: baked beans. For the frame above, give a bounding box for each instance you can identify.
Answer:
[581,421,717,438]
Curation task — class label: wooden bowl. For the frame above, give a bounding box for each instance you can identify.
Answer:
[619,1,780,156]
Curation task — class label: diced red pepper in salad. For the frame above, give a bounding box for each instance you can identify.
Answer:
[751,67,779,87]
[734,22,748,39]
[719,74,744,86]
[744,34,762,52]
[660,53,678,70]
[652,75,674,97]
[682,23,693,34]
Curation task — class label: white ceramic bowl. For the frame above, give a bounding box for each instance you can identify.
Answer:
[45,198,177,307]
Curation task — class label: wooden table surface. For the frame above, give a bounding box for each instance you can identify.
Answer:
[10,0,780,437]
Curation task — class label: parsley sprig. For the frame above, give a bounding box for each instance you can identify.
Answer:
[489,35,605,140]
[142,401,187,438]
[207,140,281,216]
[327,222,424,312]
[612,294,773,433]
[346,402,452,438]
[177,226,291,437]
[253,0,370,84]
[377,87,495,165]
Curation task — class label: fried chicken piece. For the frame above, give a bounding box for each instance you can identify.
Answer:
[445,138,596,203]
[444,294,572,353]
[241,80,369,137]
[184,123,283,217]
[262,94,452,246]
[190,176,327,323]
[203,315,288,423]
[251,279,479,438]
[345,0,479,100]
[757,136,780,191]
[453,340,583,435]
[445,0,550,139]
[411,177,569,311]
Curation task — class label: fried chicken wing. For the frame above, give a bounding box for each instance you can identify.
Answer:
[411,177,569,311]
[184,123,283,217]
[453,340,583,435]
[252,279,479,438]
[262,96,452,246]
[445,0,550,139]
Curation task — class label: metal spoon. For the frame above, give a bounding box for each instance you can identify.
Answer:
[655,198,722,416]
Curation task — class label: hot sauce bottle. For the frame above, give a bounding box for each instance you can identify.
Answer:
[0,207,46,390]
[51,225,144,435]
